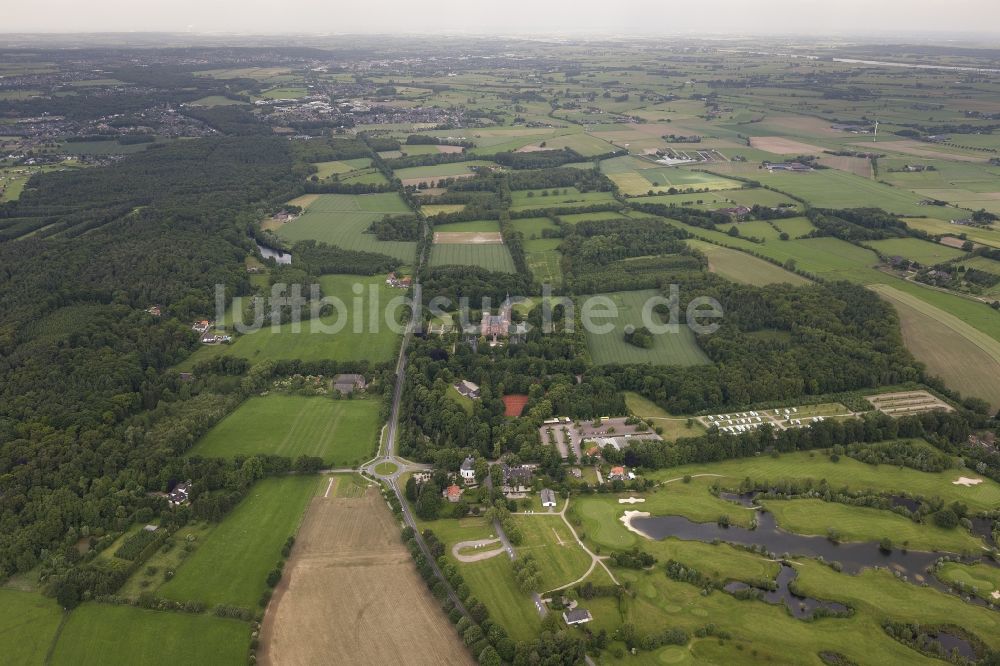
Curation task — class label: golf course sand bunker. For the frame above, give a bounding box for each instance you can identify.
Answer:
[619,497,646,504]
[953,477,984,486]
[620,510,652,537]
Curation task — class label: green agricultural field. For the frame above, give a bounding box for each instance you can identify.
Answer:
[509,217,558,238]
[524,238,563,287]
[749,169,956,218]
[158,475,319,607]
[0,589,63,665]
[687,239,810,286]
[187,95,248,107]
[870,283,1000,411]
[181,275,403,366]
[429,243,516,272]
[187,395,381,466]
[582,290,710,366]
[393,161,495,181]
[422,204,465,216]
[510,516,591,591]
[311,158,373,179]
[275,193,416,262]
[902,217,1000,249]
[50,604,248,666]
[864,237,966,264]
[760,499,984,553]
[538,132,617,156]
[458,556,540,643]
[622,391,707,441]
[509,187,616,211]
[260,86,307,99]
[559,212,629,225]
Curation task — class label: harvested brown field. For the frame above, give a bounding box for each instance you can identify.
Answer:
[285,194,319,209]
[259,485,472,666]
[433,231,503,244]
[818,155,872,178]
[939,236,976,249]
[749,136,826,155]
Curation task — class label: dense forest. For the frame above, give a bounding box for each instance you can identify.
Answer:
[0,136,305,580]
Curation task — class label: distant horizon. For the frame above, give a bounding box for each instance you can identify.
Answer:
[3,0,1000,41]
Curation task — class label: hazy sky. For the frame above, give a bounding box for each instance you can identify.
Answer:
[4,0,1000,36]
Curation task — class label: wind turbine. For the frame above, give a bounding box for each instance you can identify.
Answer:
[873,119,879,143]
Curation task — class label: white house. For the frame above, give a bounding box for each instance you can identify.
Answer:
[460,456,477,484]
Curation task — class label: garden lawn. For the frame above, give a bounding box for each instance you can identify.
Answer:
[158,475,319,607]
[187,395,381,466]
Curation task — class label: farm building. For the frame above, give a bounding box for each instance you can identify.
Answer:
[540,488,557,507]
[333,373,366,394]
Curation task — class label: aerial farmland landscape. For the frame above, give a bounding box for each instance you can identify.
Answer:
[2,2,1000,665]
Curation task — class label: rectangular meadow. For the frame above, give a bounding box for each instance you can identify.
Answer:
[275,193,416,262]
[158,475,320,607]
[583,290,711,366]
[50,604,249,666]
[188,395,382,466]
[429,243,517,272]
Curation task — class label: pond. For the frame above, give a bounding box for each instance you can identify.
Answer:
[255,240,291,265]
[634,509,943,577]
[724,563,850,619]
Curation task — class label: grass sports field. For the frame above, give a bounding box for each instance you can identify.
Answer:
[687,239,810,286]
[187,395,381,466]
[429,243,516,272]
[50,604,248,666]
[583,290,710,366]
[183,274,402,366]
[275,193,416,262]
[158,476,319,607]
[870,283,1000,411]
[0,589,63,664]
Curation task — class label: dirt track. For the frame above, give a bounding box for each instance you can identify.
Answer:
[258,487,472,666]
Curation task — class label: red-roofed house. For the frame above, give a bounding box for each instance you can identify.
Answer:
[609,466,626,481]
[444,484,463,503]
